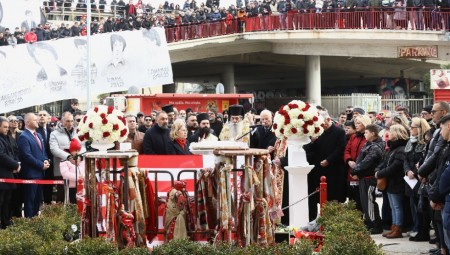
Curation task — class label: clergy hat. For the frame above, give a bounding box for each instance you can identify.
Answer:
[196,113,209,123]
[161,104,174,114]
[228,105,244,117]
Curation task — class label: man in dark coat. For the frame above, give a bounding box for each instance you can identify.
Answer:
[0,118,20,228]
[250,109,276,151]
[36,110,54,204]
[142,112,170,155]
[304,110,347,221]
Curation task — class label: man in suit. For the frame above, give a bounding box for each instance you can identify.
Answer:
[0,118,20,228]
[36,110,54,204]
[17,113,50,218]
[143,112,170,155]
[250,109,276,152]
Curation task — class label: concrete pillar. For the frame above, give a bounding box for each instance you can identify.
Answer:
[222,65,236,94]
[305,56,321,105]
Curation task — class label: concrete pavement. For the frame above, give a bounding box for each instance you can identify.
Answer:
[372,233,436,255]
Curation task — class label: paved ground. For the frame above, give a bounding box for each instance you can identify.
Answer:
[372,197,437,255]
[372,233,436,255]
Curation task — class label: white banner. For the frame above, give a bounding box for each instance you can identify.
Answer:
[0,1,43,32]
[0,27,173,113]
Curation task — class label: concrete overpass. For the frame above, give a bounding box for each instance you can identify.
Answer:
[167,29,450,105]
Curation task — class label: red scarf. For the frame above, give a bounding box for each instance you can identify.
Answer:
[175,138,186,150]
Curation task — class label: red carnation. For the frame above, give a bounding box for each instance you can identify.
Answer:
[113,124,119,131]
[84,133,90,139]
[284,117,291,125]
[94,107,99,113]
[313,116,318,121]
[315,127,320,133]
[88,123,93,129]
[279,105,285,112]
[288,103,298,109]
[273,123,278,130]
[291,128,297,134]
[120,129,127,137]
[100,113,106,119]
[79,135,85,141]
[303,128,309,134]
[103,132,110,138]
[302,123,308,128]
[102,118,108,125]
[302,103,311,111]
[107,106,114,114]
[117,116,123,120]
[280,128,284,134]
[307,120,314,125]
[122,118,126,125]
[83,116,87,122]
[298,114,304,119]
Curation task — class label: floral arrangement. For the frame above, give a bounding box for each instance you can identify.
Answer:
[272,100,325,140]
[77,105,128,144]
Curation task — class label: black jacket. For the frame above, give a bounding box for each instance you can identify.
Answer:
[376,139,408,194]
[36,124,53,161]
[142,125,170,155]
[0,134,19,190]
[428,142,450,203]
[403,140,426,177]
[167,140,192,155]
[250,125,276,149]
[352,137,385,178]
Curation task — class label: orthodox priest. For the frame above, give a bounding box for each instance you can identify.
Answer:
[219,105,250,145]
[188,113,218,143]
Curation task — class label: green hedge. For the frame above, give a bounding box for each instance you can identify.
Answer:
[0,202,381,254]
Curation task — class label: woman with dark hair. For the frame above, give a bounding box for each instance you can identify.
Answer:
[352,124,385,234]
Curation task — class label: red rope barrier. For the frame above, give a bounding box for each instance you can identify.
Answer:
[0,178,65,185]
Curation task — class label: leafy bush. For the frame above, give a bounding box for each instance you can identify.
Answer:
[318,201,383,255]
[118,246,152,255]
[66,237,118,255]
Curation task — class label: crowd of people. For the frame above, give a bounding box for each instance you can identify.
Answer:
[0,0,448,46]
[3,100,450,255]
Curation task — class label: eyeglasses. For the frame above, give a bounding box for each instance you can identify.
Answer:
[145,118,152,121]
[9,120,18,123]
[431,109,443,114]
[75,119,82,123]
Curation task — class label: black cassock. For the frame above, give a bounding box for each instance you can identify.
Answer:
[303,124,347,221]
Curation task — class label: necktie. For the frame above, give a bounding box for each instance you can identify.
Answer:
[34,132,42,150]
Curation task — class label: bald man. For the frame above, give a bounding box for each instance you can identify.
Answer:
[250,109,276,152]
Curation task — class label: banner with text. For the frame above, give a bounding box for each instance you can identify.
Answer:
[0,27,173,113]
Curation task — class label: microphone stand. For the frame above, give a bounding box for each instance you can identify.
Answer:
[234,125,259,141]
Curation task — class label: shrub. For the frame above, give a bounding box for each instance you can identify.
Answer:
[318,201,383,255]
[118,246,152,255]
[66,237,118,255]
[152,238,214,255]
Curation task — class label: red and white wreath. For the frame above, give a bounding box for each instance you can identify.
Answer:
[272,100,325,140]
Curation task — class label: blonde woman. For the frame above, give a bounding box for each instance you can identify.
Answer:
[167,119,191,155]
[405,117,430,241]
[375,124,409,238]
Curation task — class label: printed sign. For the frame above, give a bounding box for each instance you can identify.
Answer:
[430,69,450,89]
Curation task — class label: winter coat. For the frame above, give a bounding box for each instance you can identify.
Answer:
[428,142,450,203]
[403,139,426,177]
[0,134,19,190]
[49,124,83,177]
[142,124,170,155]
[375,139,408,194]
[60,159,85,188]
[344,132,367,180]
[352,137,385,178]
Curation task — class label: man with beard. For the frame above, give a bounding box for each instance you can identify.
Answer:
[188,113,218,143]
[143,112,170,155]
[208,109,223,137]
[162,104,175,129]
[219,105,251,145]
[186,115,198,140]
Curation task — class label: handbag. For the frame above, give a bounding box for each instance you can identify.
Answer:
[377,177,388,191]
